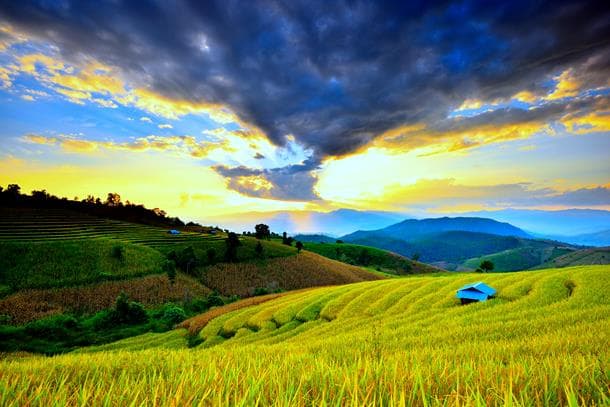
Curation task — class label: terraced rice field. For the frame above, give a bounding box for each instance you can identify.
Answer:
[0,208,224,250]
[3,266,606,405]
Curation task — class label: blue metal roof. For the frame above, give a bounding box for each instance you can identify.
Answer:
[457,282,496,296]
[456,290,490,301]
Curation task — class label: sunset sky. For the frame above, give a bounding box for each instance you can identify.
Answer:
[0,1,609,224]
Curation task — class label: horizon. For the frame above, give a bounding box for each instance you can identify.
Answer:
[1,1,609,226]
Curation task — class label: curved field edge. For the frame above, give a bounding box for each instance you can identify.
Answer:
[1,265,608,405]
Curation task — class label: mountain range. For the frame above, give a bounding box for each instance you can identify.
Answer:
[299,216,586,271]
[209,208,610,246]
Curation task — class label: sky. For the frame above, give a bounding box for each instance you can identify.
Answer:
[0,0,609,224]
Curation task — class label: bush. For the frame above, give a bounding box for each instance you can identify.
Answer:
[253,287,270,296]
[205,291,225,308]
[162,305,187,325]
[108,292,148,325]
[24,314,79,340]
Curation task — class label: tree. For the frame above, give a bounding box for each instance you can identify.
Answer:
[105,192,121,207]
[255,224,271,240]
[336,240,344,244]
[225,232,241,262]
[255,241,264,257]
[296,241,303,253]
[31,189,49,201]
[282,232,294,246]
[479,260,494,273]
[411,253,421,262]
[6,184,20,195]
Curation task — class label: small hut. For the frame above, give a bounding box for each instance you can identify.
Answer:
[456,282,496,304]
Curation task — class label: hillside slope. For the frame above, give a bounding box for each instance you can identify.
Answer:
[302,242,442,274]
[0,208,382,320]
[534,247,610,269]
[5,266,608,405]
[460,244,574,272]
[345,230,578,270]
[202,251,382,297]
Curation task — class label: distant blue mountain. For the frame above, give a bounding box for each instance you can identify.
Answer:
[461,209,610,236]
[549,229,610,247]
[343,216,530,242]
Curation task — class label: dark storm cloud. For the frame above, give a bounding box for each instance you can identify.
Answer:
[214,161,319,201]
[1,0,609,199]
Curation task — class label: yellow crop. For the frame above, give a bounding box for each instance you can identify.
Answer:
[1,265,608,406]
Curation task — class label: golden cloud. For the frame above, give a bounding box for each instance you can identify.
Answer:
[545,69,581,101]
[373,120,550,155]
[561,110,610,134]
[21,133,227,158]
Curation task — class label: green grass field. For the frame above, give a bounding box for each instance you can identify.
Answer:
[1,265,607,405]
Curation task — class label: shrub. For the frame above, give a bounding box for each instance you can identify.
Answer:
[24,314,79,340]
[253,287,270,296]
[108,292,148,325]
[162,305,187,325]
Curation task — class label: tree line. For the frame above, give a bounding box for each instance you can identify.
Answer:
[0,183,186,227]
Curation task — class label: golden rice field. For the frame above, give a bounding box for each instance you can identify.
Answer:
[1,265,608,406]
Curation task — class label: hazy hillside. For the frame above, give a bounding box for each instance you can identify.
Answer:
[12,266,607,405]
[463,208,610,236]
[343,216,530,242]
[204,209,406,236]
[550,229,610,247]
[293,234,336,243]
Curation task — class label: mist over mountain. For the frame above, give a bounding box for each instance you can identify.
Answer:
[551,230,610,247]
[460,209,610,236]
[204,209,406,236]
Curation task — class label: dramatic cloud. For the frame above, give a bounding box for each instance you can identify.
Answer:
[1,0,609,200]
[214,160,320,201]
